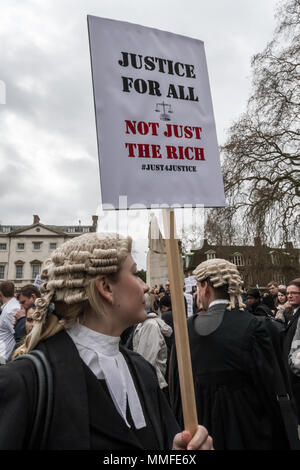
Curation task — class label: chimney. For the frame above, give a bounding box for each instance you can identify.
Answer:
[33,215,40,225]
[92,215,98,228]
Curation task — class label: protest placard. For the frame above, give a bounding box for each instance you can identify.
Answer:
[184,275,197,293]
[88,16,225,210]
[34,274,44,289]
[88,16,225,437]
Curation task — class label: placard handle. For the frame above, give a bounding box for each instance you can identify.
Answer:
[162,208,198,436]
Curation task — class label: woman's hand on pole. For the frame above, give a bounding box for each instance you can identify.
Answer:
[172,425,214,450]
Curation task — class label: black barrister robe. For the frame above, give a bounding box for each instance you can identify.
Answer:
[0,330,180,450]
[169,307,290,450]
[282,307,300,421]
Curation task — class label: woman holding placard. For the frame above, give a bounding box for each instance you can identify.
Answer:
[0,232,212,450]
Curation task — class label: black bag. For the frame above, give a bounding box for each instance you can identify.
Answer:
[16,350,53,449]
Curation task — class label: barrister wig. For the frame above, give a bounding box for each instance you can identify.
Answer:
[33,232,132,323]
[193,258,245,311]
[13,233,132,358]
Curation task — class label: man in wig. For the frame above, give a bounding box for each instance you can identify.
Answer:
[169,258,290,450]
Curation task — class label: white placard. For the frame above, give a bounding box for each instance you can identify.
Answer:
[88,16,226,209]
[184,275,197,293]
[184,292,194,317]
[34,275,44,288]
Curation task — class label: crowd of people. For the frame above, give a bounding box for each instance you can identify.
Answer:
[0,232,299,451]
[0,283,40,363]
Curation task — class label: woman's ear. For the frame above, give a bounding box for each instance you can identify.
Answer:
[203,280,210,295]
[95,276,114,304]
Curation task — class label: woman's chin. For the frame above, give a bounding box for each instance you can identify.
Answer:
[125,310,148,329]
[140,310,148,321]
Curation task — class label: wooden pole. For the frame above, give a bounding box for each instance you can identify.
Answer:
[162,208,198,436]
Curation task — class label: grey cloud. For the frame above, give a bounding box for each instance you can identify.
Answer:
[0,0,280,268]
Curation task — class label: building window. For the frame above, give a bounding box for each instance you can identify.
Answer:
[49,242,57,250]
[273,273,284,284]
[82,227,90,233]
[270,252,280,265]
[67,227,76,233]
[16,265,23,279]
[0,265,4,279]
[232,253,244,266]
[17,243,25,250]
[205,250,216,260]
[1,227,10,233]
[0,243,7,250]
[32,264,41,278]
[33,242,42,250]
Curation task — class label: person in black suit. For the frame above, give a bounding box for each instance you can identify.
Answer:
[245,288,273,317]
[282,279,300,422]
[169,258,291,450]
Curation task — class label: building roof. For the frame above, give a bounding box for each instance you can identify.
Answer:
[187,238,299,271]
[0,215,98,237]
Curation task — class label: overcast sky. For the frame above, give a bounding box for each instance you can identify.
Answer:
[0,0,280,267]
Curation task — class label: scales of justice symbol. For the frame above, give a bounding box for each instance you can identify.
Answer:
[155,101,174,121]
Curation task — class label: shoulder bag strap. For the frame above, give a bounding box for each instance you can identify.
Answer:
[15,350,53,449]
[30,350,54,449]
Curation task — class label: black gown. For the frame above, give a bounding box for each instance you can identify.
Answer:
[169,307,289,450]
[282,307,300,420]
[0,330,180,450]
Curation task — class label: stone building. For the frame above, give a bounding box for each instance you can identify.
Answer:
[146,214,186,289]
[184,237,299,290]
[146,214,168,288]
[0,215,98,289]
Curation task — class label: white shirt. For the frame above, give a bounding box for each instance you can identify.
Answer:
[0,297,20,361]
[66,322,146,429]
[209,299,230,309]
